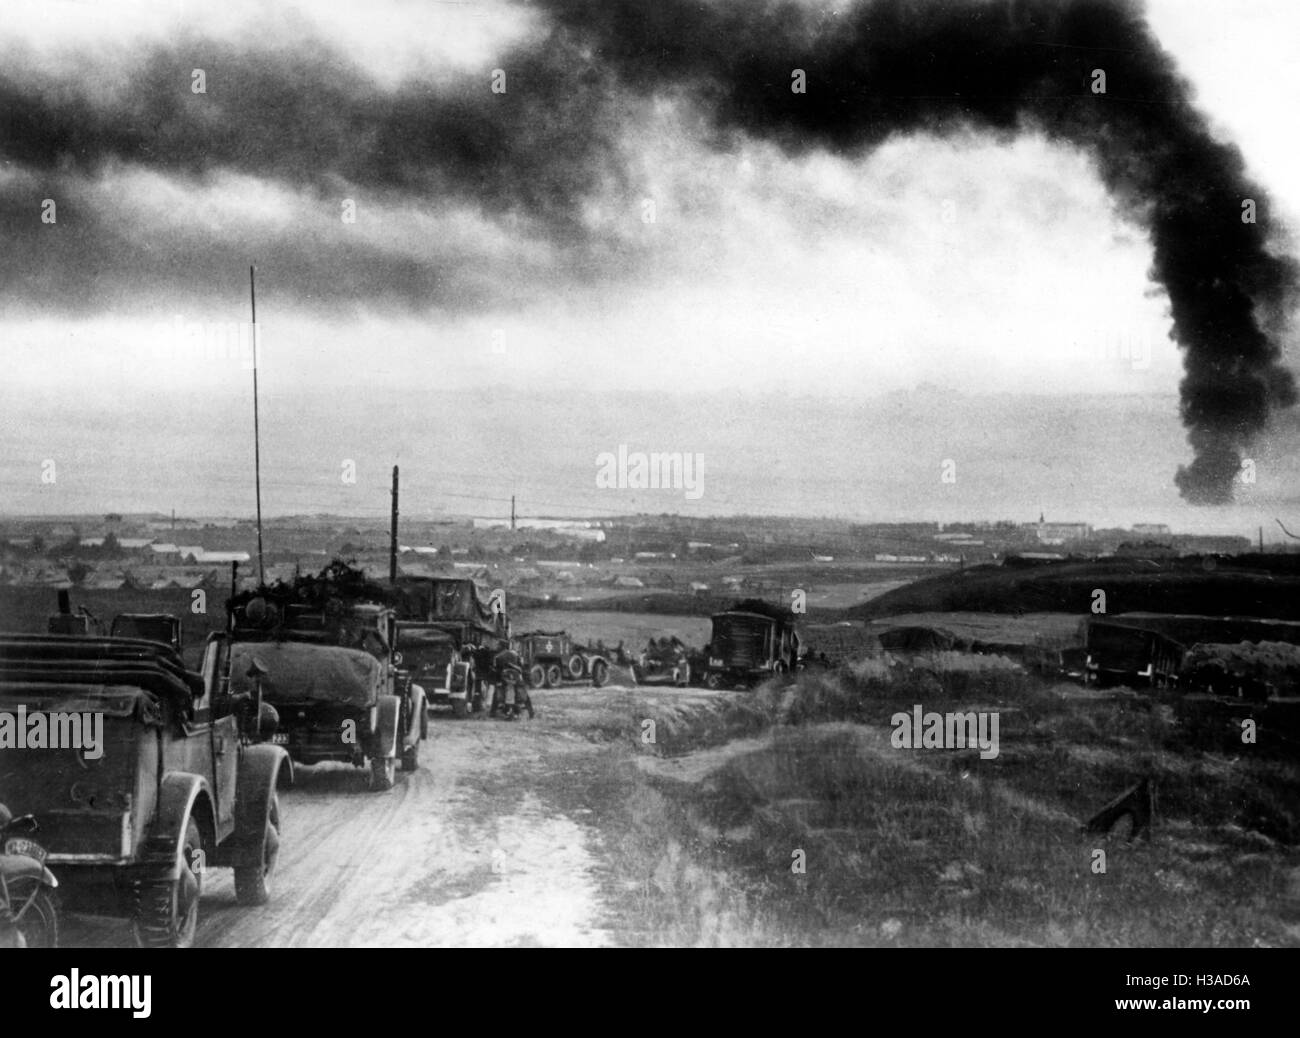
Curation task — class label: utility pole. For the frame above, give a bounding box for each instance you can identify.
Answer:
[389,465,399,584]
[250,265,266,586]
[510,494,516,532]
[1259,526,1265,554]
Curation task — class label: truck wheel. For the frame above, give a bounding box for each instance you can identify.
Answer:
[4,876,58,947]
[369,756,396,791]
[567,655,586,680]
[590,659,609,688]
[401,738,420,772]
[544,664,562,688]
[134,817,203,948]
[705,672,723,690]
[234,794,281,907]
[527,664,545,689]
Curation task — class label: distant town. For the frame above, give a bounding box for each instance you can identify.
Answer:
[0,511,1270,600]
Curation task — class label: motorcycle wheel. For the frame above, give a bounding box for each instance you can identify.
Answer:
[4,878,58,948]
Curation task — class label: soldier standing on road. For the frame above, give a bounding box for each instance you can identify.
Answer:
[491,645,533,720]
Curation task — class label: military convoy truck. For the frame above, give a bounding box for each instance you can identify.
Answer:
[702,601,802,689]
[515,630,610,689]
[0,634,290,947]
[389,577,511,716]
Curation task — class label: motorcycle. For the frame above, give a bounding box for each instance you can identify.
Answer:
[0,802,60,948]
[490,665,534,720]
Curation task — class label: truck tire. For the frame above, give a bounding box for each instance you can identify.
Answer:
[590,659,609,688]
[370,756,396,791]
[567,655,586,680]
[705,672,723,690]
[527,664,545,689]
[544,664,562,688]
[134,817,203,948]
[234,794,281,907]
[401,737,420,772]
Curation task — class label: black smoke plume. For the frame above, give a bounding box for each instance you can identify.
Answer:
[0,0,1295,503]
[537,0,1299,504]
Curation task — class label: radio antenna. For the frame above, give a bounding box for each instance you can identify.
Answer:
[250,265,266,586]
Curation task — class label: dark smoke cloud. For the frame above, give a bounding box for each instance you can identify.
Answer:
[0,0,1296,503]
[0,24,637,311]
[533,0,1300,504]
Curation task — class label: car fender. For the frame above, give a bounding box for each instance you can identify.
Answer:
[372,694,400,760]
[141,773,215,878]
[0,854,58,889]
[213,744,291,867]
[408,686,428,744]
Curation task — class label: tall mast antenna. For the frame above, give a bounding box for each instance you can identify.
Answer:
[250,265,266,585]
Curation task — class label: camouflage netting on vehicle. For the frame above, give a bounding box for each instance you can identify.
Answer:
[228,641,381,708]
[1184,641,1300,686]
[229,559,393,615]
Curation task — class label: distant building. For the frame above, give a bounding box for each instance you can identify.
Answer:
[1132,523,1172,537]
[1024,520,1092,545]
[193,550,250,564]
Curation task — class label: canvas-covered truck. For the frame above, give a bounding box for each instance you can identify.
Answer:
[515,630,610,689]
[0,634,290,947]
[388,578,511,715]
[702,601,801,690]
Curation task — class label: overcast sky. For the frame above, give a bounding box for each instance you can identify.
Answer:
[2,0,1299,530]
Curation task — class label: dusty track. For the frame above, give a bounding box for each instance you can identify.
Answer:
[60,683,748,948]
[62,689,643,948]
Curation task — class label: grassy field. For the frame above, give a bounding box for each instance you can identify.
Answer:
[855,556,1300,621]
[538,658,1300,946]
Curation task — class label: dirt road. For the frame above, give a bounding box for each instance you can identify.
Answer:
[64,687,680,948]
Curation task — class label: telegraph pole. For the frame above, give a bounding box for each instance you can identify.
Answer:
[389,465,400,583]
[510,494,516,532]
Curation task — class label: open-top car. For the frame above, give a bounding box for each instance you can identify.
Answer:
[0,634,290,947]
